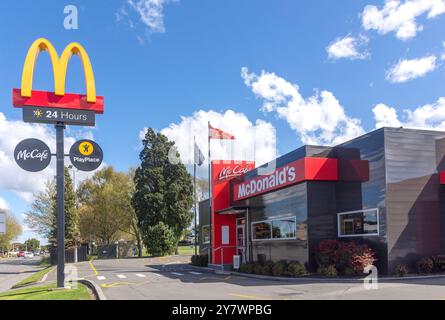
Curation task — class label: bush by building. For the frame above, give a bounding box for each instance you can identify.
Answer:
[238,260,307,278]
[314,239,377,276]
[394,264,409,277]
[191,254,208,267]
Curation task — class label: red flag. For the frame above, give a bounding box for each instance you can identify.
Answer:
[208,124,235,140]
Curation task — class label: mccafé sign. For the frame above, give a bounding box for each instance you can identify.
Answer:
[217,164,255,181]
[233,157,338,201]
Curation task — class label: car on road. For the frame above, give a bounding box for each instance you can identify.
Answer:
[33,251,40,256]
[17,251,25,258]
[24,252,34,258]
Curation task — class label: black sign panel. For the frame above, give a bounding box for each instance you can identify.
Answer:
[23,107,95,126]
[69,139,103,171]
[14,138,52,172]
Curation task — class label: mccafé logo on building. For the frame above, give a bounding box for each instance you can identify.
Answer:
[235,165,296,200]
[217,164,254,181]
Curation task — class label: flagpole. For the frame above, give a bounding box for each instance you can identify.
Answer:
[208,121,212,264]
[194,136,198,256]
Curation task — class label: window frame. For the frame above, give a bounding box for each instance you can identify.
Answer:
[337,208,380,238]
[251,215,297,242]
[201,224,211,244]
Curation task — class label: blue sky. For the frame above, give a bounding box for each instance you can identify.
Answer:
[1,0,445,244]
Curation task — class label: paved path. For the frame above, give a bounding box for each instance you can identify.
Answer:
[0,257,42,292]
[45,255,445,300]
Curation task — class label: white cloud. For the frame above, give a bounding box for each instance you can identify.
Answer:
[386,55,437,83]
[0,197,9,211]
[373,97,445,130]
[326,35,369,60]
[362,0,445,40]
[140,110,277,170]
[0,112,100,202]
[241,67,365,146]
[127,0,174,33]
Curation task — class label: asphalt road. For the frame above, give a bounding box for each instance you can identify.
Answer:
[44,255,445,300]
[0,257,42,292]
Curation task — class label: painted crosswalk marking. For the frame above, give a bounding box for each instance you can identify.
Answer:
[136,274,146,278]
[171,272,184,276]
[117,274,127,279]
[189,271,202,275]
[97,276,106,280]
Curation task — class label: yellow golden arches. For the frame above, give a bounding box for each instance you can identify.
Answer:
[20,38,97,103]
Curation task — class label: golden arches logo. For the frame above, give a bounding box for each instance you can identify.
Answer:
[21,38,97,103]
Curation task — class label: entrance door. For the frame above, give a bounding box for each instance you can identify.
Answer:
[236,224,245,263]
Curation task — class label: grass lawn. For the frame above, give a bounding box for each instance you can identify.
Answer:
[177,245,199,255]
[0,283,92,300]
[12,266,54,288]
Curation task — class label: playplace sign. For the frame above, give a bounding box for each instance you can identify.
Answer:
[233,157,338,201]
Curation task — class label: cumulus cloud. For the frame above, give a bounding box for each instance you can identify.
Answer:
[0,197,9,211]
[0,113,100,202]
[241,67,365,146]
[386,55,437,83]
[362,0,445,40]
[119,0,177,35]
[326,35,369,60]
[140,110,277,170]
[373,97,445,130]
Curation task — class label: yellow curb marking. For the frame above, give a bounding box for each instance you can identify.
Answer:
[101,282,134,288]
[88,260,99,276]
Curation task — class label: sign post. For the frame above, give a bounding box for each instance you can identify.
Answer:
[12,38,104,288]
[56,123,65,288]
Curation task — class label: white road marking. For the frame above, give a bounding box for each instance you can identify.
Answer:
[189,271,202,275]
[97,276,106,280]
[117,274,127,279]
[152,273,162,277]
[171,272,184,276]
[136,274,146,278]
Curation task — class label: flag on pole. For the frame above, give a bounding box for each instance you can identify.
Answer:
[208,124,236,140]
[194,141,205,166]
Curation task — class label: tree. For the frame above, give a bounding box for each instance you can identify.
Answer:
[0,215,22,252]
[25,168,79,248]
[24,180,55,237]
[77,167,142,251]
[143,222,176,256]
[24,238,40,251]
[133,128,194,255]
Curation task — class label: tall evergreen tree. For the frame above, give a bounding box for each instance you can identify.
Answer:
[132,128,193,255]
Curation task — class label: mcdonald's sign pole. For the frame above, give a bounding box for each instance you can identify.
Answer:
[56,123,65,288]
[12,38,104,288]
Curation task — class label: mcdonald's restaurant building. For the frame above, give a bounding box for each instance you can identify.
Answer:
[199,127,445,274]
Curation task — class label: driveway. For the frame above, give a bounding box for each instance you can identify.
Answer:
[0,257,42,292]
[45,255,445,300]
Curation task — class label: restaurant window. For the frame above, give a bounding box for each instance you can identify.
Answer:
[337,209,379,237]
[201,225,210,244]
[252,216,296,241]
[272,217,296,239]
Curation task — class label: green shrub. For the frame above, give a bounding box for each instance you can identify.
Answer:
[431,255,445,273]
[239,263,255,274]
[260,261,274,275]
[395,264,409,277]
[317,265,337,277]
[191,254,208,267]
[272,260,288,276]
[416,257,434,274]
[143,222,176,256]
[287,262,306,277]
[314,239,376,276]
